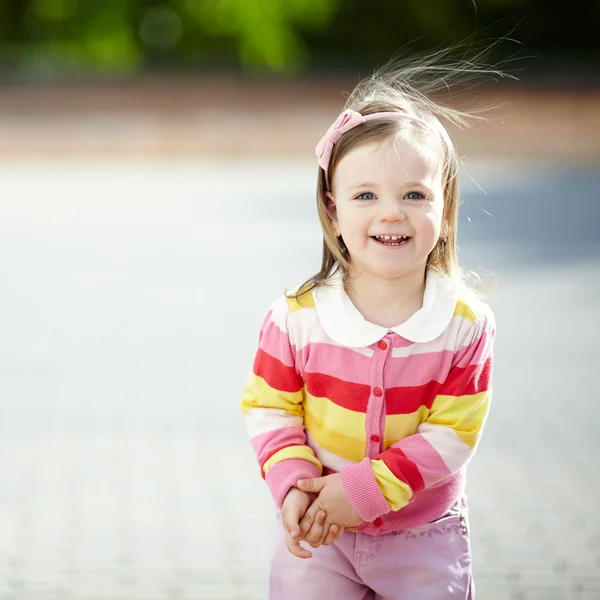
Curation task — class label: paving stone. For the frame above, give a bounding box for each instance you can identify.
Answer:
[0,160,598,599]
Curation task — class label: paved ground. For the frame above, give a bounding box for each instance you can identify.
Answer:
[0,158,598,600]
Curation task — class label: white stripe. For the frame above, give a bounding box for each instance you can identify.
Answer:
[244,408,303,437]
[416,423,472,473]
[306,432,356,471]
[268,297,290,334]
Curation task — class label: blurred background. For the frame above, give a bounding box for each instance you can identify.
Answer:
[0,1,599,599]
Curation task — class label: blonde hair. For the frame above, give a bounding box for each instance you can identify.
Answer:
[292,47,509,298]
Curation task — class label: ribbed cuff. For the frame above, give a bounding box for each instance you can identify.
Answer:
[341,458,391,523]
[265,458,322,508]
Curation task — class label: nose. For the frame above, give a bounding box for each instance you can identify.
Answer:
[378,197,407,223]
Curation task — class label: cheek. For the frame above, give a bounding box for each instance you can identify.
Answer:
[414,204,443,240]
[426,200,444,231]
[337,206,364,236]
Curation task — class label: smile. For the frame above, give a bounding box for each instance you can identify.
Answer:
[371,235,411,246]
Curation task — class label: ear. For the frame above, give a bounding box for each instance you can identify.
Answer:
[325,191,338,222]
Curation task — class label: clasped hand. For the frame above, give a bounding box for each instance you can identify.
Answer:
[280,473,363,559]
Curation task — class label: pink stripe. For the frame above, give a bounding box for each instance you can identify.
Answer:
[259,317,294,368]
[297,343,458,388]
[296,342,372,385]
[251,426,307,468]
[386,349,454,387]
[392,434,452,488]
[454,329,493,369]
[296,334,492,389]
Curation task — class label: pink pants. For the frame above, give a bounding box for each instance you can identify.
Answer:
[269,511,474,599]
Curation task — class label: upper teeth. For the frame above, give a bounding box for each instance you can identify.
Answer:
[375,235,407,240]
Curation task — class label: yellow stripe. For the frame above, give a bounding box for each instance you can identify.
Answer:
[263,445,322,474]
[286,291,315,313]
[240,373,304,416]
[304,391,366,462]
[383,407,430,450]
[428,390,491,448]
[305,392,366,438]
[371,459,413,511]
[453,298,477,323]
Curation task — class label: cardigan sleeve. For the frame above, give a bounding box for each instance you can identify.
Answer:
[340,310,495,522]
[241,297,322,508]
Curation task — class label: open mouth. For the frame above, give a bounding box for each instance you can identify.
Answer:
[371,235,411,246]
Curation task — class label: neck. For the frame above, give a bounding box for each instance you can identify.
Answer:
[345,265,427,329]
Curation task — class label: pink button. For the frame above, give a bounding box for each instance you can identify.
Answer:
[377,340,387,350]
[373,387,382,397]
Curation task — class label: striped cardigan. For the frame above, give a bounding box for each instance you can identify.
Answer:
[241,268,495,535]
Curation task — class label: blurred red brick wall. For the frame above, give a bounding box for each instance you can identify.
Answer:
[0,77,598,162]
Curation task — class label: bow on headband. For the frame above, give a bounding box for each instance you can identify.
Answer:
[315,108,427,188]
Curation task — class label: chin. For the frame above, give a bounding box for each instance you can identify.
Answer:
[376,267,415,280]
[360,263,419,281]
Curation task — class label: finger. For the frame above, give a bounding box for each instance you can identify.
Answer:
[323,524,345,546]
[304,510,327,548]
[316,520,331,547]
[298,502,321,539]
[297,476,326,494]
[285,529,312,559]
[281,507,301,540]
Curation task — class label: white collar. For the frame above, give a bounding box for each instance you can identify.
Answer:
[312,267,459,348]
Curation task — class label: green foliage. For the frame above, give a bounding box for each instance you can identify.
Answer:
[0,0,342,73]
[179,0,340,71]
[10,0,142,73]
[0,0,596,75]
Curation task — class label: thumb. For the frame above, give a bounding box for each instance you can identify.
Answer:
[297,476,327,494]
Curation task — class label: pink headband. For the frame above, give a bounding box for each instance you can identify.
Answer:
[315,108,427,189]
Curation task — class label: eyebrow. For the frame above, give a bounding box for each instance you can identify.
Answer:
[345,182,379,190]
[345,181,433,191]
[404,181,432,188]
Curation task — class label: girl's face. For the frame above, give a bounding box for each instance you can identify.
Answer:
[329,135,445,282]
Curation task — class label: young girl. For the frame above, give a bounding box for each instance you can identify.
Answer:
[241,54,496,599]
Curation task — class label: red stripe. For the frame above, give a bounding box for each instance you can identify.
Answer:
[304,372,370,412]
[385,379,441,415]
[299,359,491,415]
[378,447,425,493]
[253,348,303,393]
[441,358,492,396]
[260,443,304,478]
[385,359,492,415]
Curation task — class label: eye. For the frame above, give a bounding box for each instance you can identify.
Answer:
[355,192,375,200]
[405,191,425,200]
